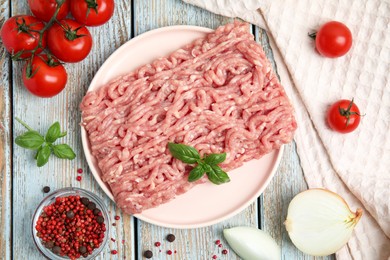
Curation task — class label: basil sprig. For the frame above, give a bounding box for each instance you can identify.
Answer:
[168,143,230,185]
[15,117,76,167]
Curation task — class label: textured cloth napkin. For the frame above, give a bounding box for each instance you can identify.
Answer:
[183,0,390,259]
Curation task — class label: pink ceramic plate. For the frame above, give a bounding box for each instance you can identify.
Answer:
[81,25,284,229]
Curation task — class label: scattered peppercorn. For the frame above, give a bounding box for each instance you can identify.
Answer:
[154,241,161,247]
[79,246,87,254]
[111,238,116,242]
[96,216,104,224]
[93,208,101,215]
[114,215,120,220]
[81,197,89,206]
[52,246,61,255]
[42,186,50,193]
[167,234,175,242]
[111,250,118,255]
[76,176,82,181]
[66,210,75,219]
[212,255,217,259]
[112,223,116,226]
[222,249,228,255]
[87,202,96,210]
[45,241,54,249]
[167,250,173,255]
[77,168,83,174]
[143,250,153,259]
[218,244,222,248]
[215,239,221,245]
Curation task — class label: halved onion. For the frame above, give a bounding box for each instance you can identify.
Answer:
[285,189,362,256]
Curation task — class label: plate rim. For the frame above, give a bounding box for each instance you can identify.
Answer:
[80,25,284,229]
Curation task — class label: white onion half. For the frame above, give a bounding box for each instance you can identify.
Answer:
[285,189,363,256]
[223,226,280,260]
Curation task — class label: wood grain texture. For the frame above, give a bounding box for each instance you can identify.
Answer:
[257,27,334,260]
[10,1,134,259]
[4,0,328,260]
[0,1,11,259]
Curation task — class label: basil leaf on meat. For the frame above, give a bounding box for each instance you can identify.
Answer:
[168,142,200,164]
[204,153,226,165]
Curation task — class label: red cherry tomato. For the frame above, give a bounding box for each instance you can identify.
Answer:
[28,0,70,22]
[0,15,46,59]
[23,55,68,98]
[315,21,352,58]
[47,19,93,63]
[327,99,361,133]
[70,0,114,26]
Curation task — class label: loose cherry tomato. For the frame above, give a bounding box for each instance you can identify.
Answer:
[0,15,46,59]
[70,0,114,26]
[327,99,362,133]
[28,0,70,22]
[23,55,68,98]
[47,19,93,63]
[314,21,352,58]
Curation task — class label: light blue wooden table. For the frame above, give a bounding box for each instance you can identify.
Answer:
[0,0,335,259]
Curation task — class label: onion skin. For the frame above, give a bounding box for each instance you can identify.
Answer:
[285,189,362,256]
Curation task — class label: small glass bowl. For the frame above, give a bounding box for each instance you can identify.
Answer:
[32,187,110,259]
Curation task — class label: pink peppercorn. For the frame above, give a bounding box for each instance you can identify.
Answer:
[212,255,218,259]
[222,249,228,255]
[76,176,82,181]
[215,240,221,245]
[167,250,172,255]
[154,241,161,247]
[111,249,118,255]
[77,168,83,174]
[114,215,120,220]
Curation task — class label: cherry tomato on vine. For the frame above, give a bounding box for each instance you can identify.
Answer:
[327,99,362,134]
[70,0,115,26]
[47,19,93,63]
[0,15,46,59]
[23,55,68,98]
[28,0,70,22]
[313,21,352,58]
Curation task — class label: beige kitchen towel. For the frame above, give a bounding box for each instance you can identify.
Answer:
[183,0,390,259]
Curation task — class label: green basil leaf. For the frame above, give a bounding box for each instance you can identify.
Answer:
[37,145,51,167]
[58,131,67,138]
[15,130,45,150]
[34,146,42,160]
[204,153,226,165]
[52,144,76,160]
[45,122,61,143]
[206,165,230,185]
[188,165,205,182]
[168,142,200,164]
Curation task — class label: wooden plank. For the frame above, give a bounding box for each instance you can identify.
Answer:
[10,1,134,259]
[256,27,335,260]
[0,0,12,259]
